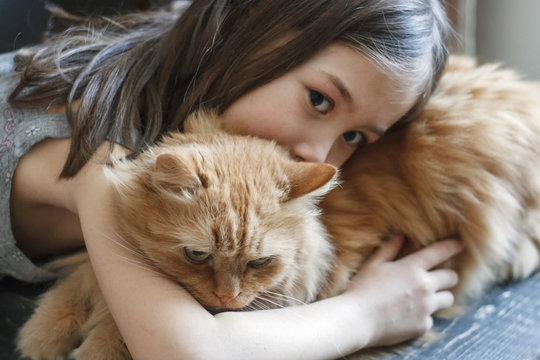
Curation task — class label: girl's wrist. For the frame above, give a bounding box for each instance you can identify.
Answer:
[337,291,376,351]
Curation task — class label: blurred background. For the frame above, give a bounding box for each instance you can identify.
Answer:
[0,0,171,51]
[1,0,539,79]
[446,0,539,80]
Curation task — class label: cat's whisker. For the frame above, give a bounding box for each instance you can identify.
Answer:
[115,254,149,269]
[114,253,150,268]
[93,229,166,279]
[95,228,147,261]
[289,278,316,300]
[248,299,270,311]
[255,295,286,309]
[255,295,311,322]
[244,301,266,311]
[261,292,304,307]
[114,254,163,278]
[261,290,307,306]
[110,232,148,259]
[258,293,294,306]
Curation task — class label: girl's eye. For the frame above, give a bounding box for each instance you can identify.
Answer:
[309,90,333,114]
[343,131,367,147]
[247,257,272,269]
[184,248,211,264]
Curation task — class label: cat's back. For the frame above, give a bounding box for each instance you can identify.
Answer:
[345,56,540,192]
[400,56,540,198]
[325,56,540,242]
[320,56,540,310]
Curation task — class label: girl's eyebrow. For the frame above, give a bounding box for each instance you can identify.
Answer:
[322,71,352,102]
[320,71,387,137]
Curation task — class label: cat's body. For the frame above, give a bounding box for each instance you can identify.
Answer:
[18,56,540,359]
[321,56,540,303]
[103,115,337,311]
[17,112,338,359]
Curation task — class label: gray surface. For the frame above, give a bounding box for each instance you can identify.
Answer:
[389,273,540,360]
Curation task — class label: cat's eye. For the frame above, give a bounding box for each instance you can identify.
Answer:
[247,257,272,269]
[309,89,333,114]
[184,248,211,264]
[343,131,367,147]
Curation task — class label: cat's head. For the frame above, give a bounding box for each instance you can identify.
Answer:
[106,112,337,310]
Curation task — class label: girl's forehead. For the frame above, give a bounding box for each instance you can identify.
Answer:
[297,44,416,114]
[297,44,415,97]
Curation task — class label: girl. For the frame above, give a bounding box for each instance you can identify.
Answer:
[3,0,463,358]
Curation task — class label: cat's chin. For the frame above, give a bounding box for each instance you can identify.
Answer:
[198,298,253,313]
[206,306,244,315]
[202,297,260,314]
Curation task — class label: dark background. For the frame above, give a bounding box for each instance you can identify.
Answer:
[0,0,168,53]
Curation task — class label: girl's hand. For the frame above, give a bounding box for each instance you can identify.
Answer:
[345,235,463,348]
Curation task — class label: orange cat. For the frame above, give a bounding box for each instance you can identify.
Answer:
[18,56,540,359]
[17,112,338,359]
[321,56,540,303]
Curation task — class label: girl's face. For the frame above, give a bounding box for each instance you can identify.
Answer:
[222,43,417,168]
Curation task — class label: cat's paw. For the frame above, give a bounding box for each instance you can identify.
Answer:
[68,320,131,360]
[17,316,80,360]
[17,300,87,360]
[68,340,131,360]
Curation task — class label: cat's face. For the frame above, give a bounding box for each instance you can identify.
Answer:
[107,115,336,310]
[143,182,309,310]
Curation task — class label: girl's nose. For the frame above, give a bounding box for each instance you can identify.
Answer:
[290,139,333,163]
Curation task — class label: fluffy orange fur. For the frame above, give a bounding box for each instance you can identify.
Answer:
[321,56,540,303]
[18,112,338,359]
[105,112,337,310]
[18,56,540,359]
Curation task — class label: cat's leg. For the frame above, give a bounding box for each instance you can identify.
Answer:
[514,207,540,279]
[449,212,536,306]
[511,236,540,279]
[71,297,131,360]
[17,262,94,360]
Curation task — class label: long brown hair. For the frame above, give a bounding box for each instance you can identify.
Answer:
[9,0,451,177]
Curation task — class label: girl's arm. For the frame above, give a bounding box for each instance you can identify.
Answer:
[68,140,461,360]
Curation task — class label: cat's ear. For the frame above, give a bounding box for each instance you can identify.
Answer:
[153,153,201,191]
[283,162,337,199]
[184,109,222,135]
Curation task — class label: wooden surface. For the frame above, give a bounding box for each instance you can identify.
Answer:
[1,274,539,359]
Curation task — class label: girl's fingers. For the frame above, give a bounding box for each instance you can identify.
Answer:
[432,290,455,313]
[403,239,464,270]
[365,234,404,265]
[429,268,459,291]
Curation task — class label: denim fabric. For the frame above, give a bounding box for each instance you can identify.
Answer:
[390,272,540,360]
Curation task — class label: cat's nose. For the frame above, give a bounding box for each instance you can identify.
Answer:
[214,292,237,305]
